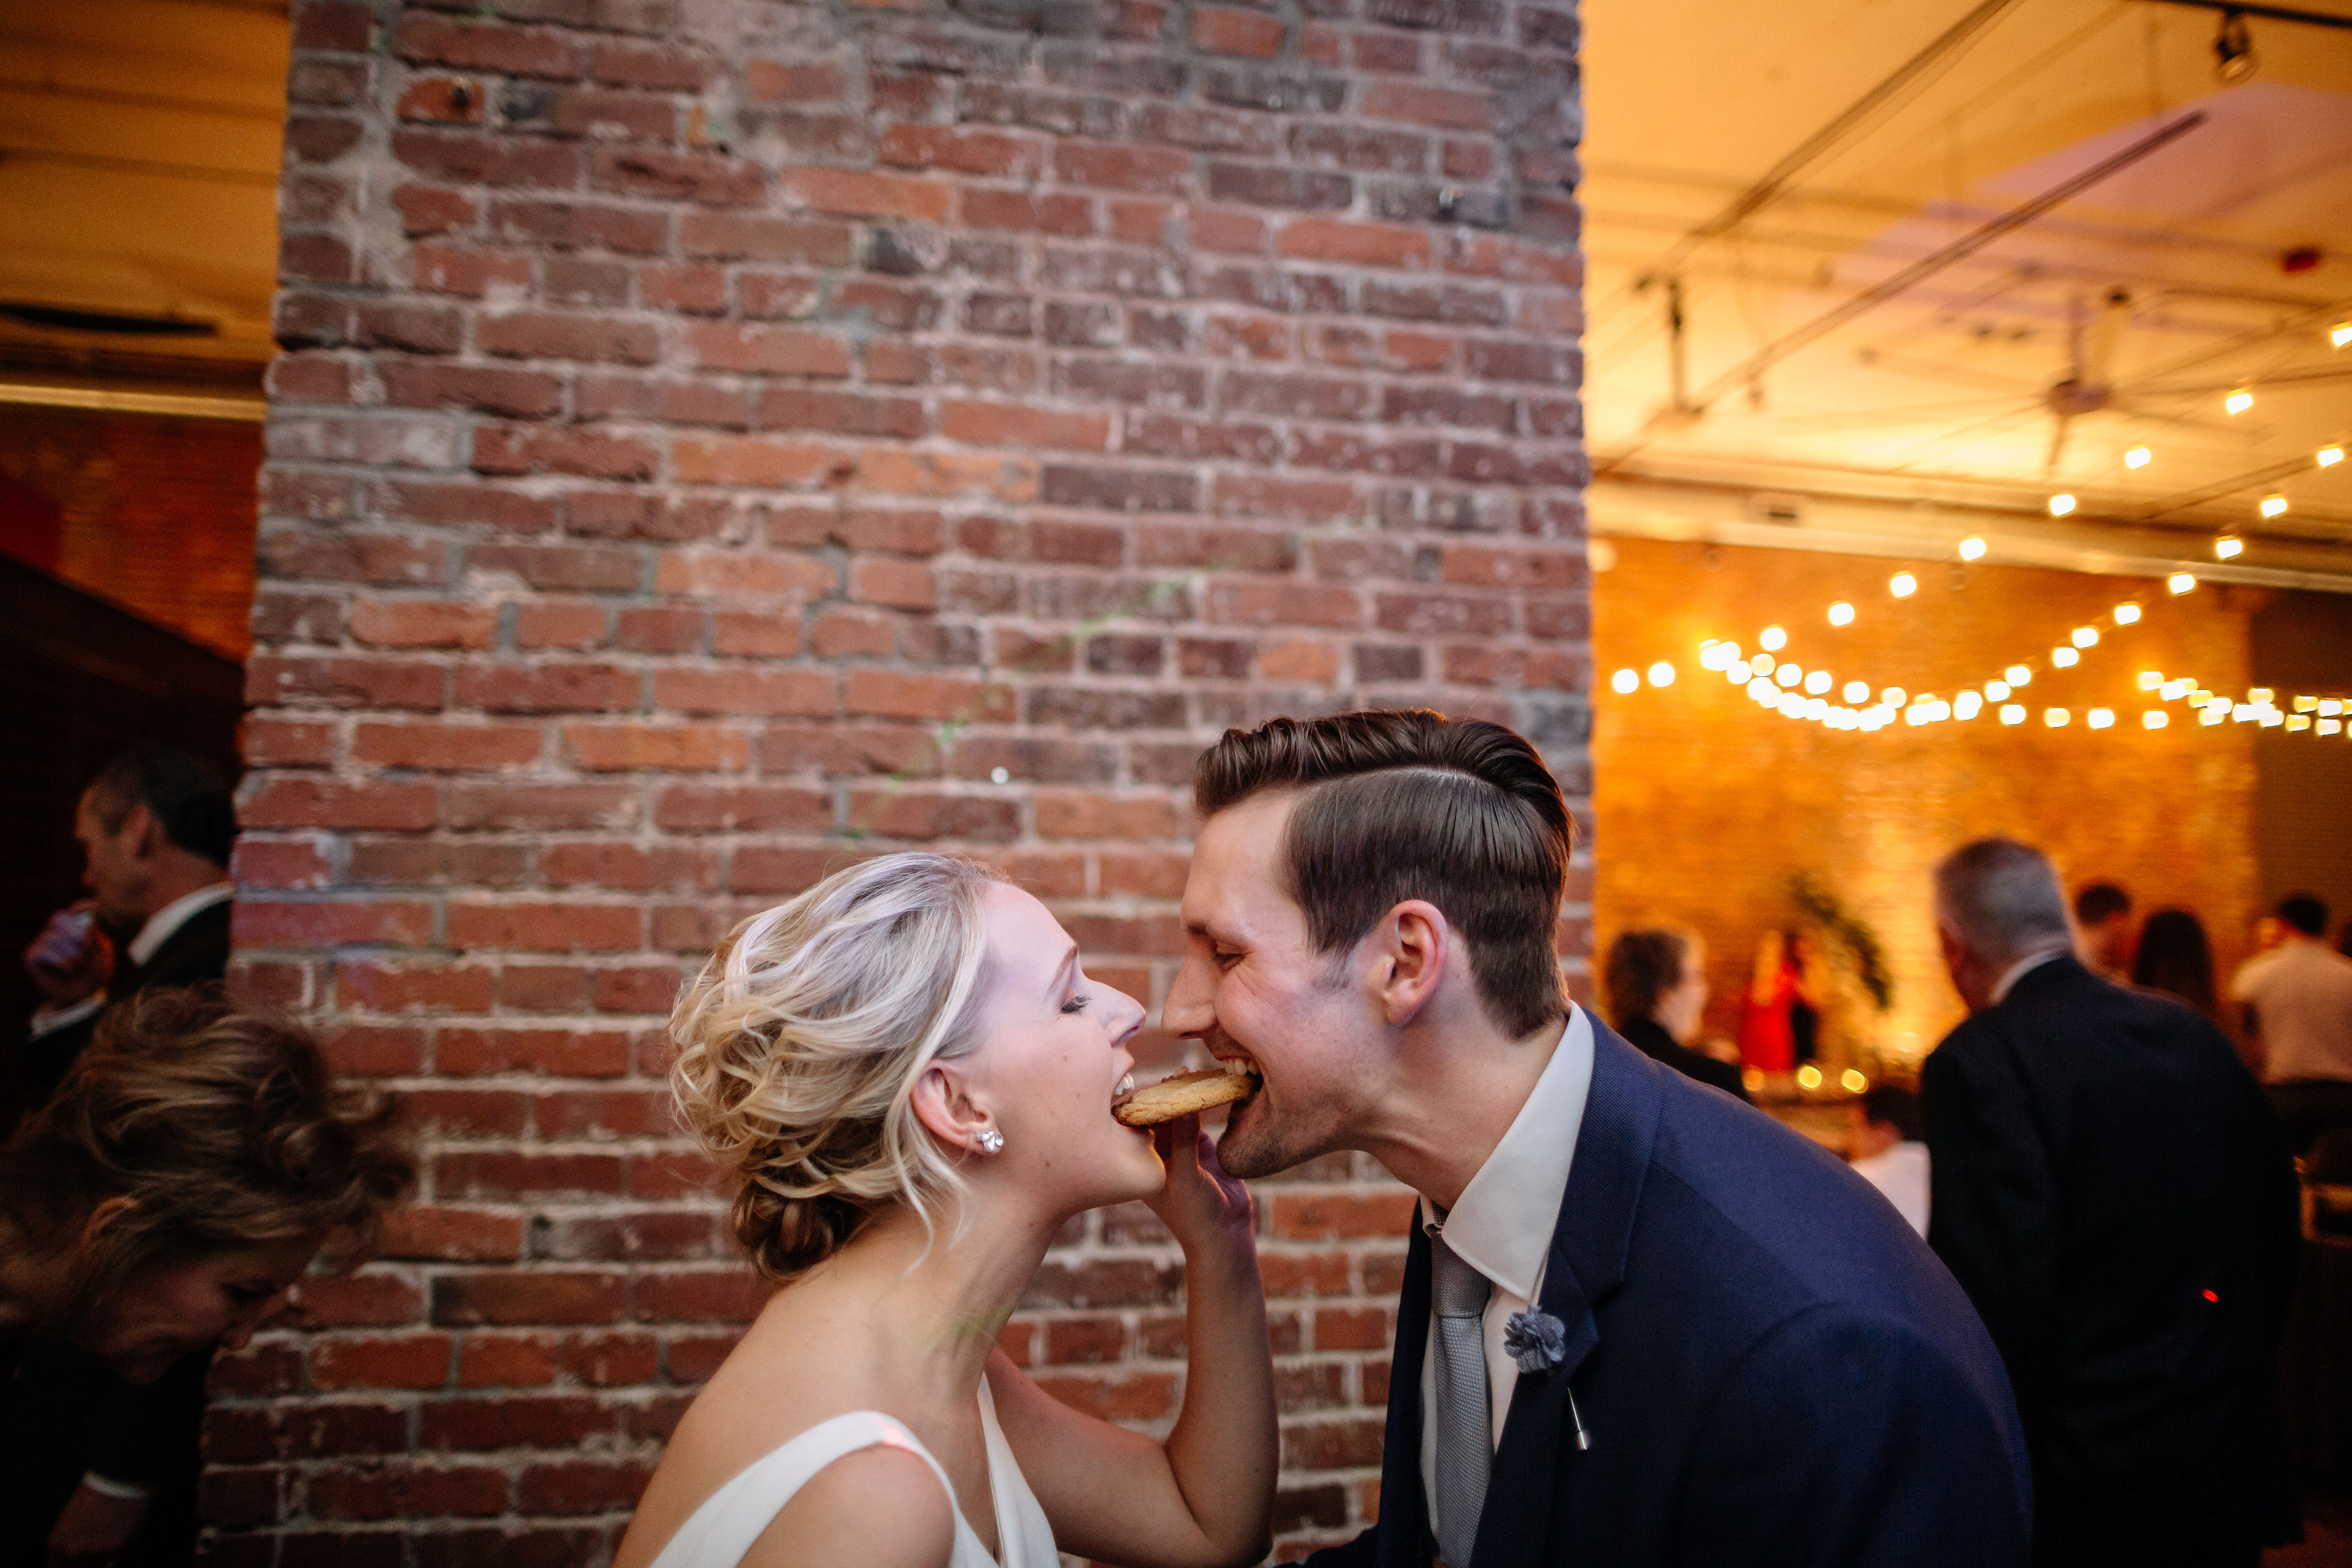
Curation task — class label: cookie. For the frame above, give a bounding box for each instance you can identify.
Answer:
[1113,1066,1261,1126]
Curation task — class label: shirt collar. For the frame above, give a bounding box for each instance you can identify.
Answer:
[1418,1004,1595,1301]
[1991,947,2067,1005]
[129,883,234,968]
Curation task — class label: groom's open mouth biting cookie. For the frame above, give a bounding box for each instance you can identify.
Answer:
[1113,1060,1262,1126]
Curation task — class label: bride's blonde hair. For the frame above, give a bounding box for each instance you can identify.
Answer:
[669,853,1003,1281]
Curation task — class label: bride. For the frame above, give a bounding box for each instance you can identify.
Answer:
[615,853,1277,1568]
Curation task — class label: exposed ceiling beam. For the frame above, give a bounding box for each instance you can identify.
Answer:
[0,380,264,422]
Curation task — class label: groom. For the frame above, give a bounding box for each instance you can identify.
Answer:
[1166,711,2030,1567]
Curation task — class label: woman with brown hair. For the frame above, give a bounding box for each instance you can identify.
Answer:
[0,990,415,1379]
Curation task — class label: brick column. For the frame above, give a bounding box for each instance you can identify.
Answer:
[226,0,1586,1557]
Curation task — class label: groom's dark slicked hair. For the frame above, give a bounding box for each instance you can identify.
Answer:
[1195,710,1573,1038]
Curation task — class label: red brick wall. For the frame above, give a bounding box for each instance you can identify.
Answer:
[225,0,1586,1558]
[1592,534,2262,1073]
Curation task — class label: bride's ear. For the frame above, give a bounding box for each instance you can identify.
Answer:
[909,1062,999,1156]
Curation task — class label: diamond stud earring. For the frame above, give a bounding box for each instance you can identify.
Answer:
[977,1128,1004,1154]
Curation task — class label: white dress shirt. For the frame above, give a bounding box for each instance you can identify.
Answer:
[1851,1140,1931,1236]
[1991,947,2066,1005]
[1416,1004,1595,1547]
[2232,939,2352,1084]
[28,882,235,1041]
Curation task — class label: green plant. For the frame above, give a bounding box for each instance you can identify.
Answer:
[1789,872,1895,1013]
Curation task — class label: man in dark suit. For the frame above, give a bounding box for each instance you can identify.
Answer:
[21,745,237,1101]
[10,745,237,1567]
[1169,711,2029,1567]
[1922,838,2300,1568]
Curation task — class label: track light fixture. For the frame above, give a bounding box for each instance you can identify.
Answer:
[2213,10,2257,82]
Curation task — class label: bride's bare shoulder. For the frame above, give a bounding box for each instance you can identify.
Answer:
[740,1445,956,1568]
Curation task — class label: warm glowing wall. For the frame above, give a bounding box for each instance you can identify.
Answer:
[1593,534,2263,1066]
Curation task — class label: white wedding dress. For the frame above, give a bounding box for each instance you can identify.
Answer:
[647,1374,1057,1568]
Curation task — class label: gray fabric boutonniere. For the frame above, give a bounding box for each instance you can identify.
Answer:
[1504,1307,1569,1374]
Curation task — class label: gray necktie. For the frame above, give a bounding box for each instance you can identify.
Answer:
[1430,1225,1492,1568]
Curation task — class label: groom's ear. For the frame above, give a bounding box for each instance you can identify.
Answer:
[1364,899,1448,1026]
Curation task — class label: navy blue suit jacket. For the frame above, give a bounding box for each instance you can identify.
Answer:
[1301,1019,2031,1568]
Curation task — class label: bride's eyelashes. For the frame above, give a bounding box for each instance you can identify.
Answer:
[1060,990,1090,1015]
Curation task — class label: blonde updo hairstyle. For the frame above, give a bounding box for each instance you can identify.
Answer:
[670,853,1005,1282]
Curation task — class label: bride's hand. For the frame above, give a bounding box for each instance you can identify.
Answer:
[1142,1114,1254,1252]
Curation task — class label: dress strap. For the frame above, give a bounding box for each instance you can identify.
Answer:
[647,1410,959,1568]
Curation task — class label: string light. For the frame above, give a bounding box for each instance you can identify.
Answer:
[2168,572,2197,594]
[1805,670,1832,694]
[2053,647,2080,667]
[2321,446,2344,468]
[2088,708,2115,729]
[1844,681,1870,703]
[2332,322,2352,349]
[2046,708,2070,727]
[1751,652,1775,675]
[2125,446,2152,468]
[2139,672,2163,690]
[1612,668,1639,693]
[1958,537,1987,560]
[1882,687,1906,706]
[1776,664,1801,687]
[2048,494,2077,517]
[1828,602,1855,625]
[2006,665,2032,686]
[1840,1068,1869,1093]
[1797,1064,1824,1090]
[2226,388,2253,414]
[2144,711,2168,729]
[2072,627,2099,648]
[2001,704,2026,725]
[2259,495,2288,518]
[1889,572,1918,597]
[2215,536,2244,559]
[1648,662,1676,687]
[2114,602,2142,624]
[1986,679,2011,700]
[1954,691,1984,719]
[1759,626,1788,651]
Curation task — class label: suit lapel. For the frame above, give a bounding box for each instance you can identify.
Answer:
[1467,1020,1665,1567]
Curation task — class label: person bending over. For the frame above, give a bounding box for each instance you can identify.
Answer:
[0,992,415,1564]
[617,854,1275,1568]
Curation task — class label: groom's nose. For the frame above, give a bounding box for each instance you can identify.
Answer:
[1162,949,1215,1038]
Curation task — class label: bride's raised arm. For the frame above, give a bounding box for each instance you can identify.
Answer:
[987,1115,1277,1568]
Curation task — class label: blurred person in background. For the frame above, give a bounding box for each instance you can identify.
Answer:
[2230,894,2352,1155]
[1601,926,1748,1102]
[2131,909,2219,1021]
[9,747,238,1568]
[0,994,414,1567]
[2073,882,2134,985]
[20,747,237,1105]
[1924,840,2298,1568]
[1846,1085,1929,1237]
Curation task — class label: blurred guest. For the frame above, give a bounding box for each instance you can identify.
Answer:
[20,747,237,1103]
[1788,928,1827,1064]
[2230,894,2352,1154]
[2131,908,2219,1019]
[0,993,412,1568]
[1737,930,1793,1073]
[1923,840,2298,1567]
[9,749,236,1567]
[1846,1085,1929,1236]
[2073,881,2134,983]
[1602,926,1749,1102]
